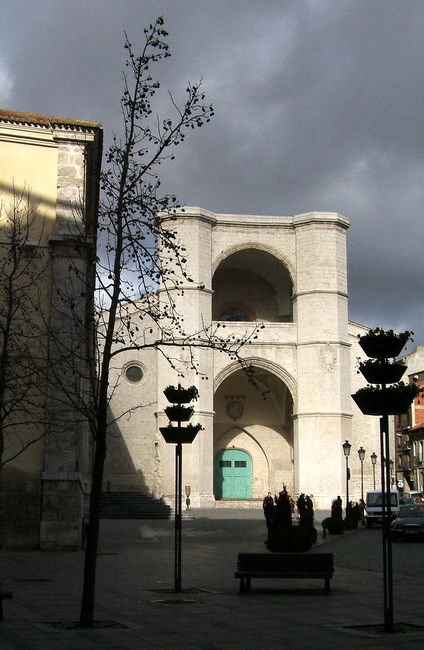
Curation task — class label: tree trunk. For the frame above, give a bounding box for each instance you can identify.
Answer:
[79,432,106,627]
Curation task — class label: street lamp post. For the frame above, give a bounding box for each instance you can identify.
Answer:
[371,452,377,490]
[384,458,394,488]
[358,446,366,502]
[342,440,351,514]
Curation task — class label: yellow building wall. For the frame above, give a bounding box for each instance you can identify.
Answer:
[0,124,59,481]
[0,123,58,240]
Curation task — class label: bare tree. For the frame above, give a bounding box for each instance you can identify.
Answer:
[46,18,262,627]
[0,186,51,470]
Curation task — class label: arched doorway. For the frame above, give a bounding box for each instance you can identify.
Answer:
[213,364,294,499]
[214,449,252,499]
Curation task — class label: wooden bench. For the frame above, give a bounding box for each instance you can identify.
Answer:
[0,590,12,620]
[235,552,334,594]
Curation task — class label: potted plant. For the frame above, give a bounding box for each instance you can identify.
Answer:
[345,501,360,530]
[164,405,194,422]
[358,328,413,359]
[352,382,421,416]
[164,384,198,404]
[322,497,345,536]
[159,423,202,444]
[266,488,315,552]
[357,358,407,385]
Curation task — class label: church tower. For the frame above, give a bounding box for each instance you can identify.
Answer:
[156,208,351,508]
[104,206,380,511]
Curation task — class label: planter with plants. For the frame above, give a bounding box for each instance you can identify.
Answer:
[344,501,361,530]
[352,382,420,416]
[159,423,202,444]
[265,488,316,552]
[358,328,413,359]
[322,497,345,536]
[161,384,202,443]
[164,384,199,404]
[357,358,406,385]
[164,405,194,422]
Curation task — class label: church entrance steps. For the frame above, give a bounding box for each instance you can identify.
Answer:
[100,492,171,519]
[214,499,262,509]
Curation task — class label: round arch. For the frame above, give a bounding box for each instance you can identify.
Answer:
[214,357,297,407]
[214,426,271,476]
[213,360,296,499]
[212,242,295,286]
[212,246,294,324]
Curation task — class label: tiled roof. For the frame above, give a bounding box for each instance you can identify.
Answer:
[0,108,102,130]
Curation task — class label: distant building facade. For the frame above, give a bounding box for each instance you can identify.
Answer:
[395,346,424,492]
[104,207,381,511]
[0,110,102,549]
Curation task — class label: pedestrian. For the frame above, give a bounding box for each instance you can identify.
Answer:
[359,498,365,524]
[262,491,275,533]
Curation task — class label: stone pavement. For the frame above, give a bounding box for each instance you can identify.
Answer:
[1,508,424,649]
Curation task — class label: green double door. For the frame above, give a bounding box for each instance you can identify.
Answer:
[214,449,251,499]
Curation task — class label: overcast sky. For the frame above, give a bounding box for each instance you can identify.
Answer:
[2,0,424,351]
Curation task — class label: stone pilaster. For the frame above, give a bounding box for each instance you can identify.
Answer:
[293,212,351,504]
[39,131,100,550]
[157,208,216,502]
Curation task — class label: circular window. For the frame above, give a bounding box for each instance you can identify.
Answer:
[125,364,144,384]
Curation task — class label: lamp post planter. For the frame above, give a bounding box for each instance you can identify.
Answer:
[358,359,407,385]
[159,423,202,444]
[160,384,202,593]
[352,383,420,416]
[358,328,413,359]
[353,326,418,634]
[164,405,194,422]
[164,385,198,404]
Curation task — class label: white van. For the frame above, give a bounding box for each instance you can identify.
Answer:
[365,490,400,528]
[403,491,423,501]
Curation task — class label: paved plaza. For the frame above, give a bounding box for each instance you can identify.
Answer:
[1,508,424,649]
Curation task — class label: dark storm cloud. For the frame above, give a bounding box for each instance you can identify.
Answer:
[1,0,424,345]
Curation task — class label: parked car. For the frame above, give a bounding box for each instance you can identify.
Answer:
[391,504,424,541]
[399,497,414,506]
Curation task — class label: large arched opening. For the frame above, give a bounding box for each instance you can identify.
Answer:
[213,365,294,500]
[212,247,293,322]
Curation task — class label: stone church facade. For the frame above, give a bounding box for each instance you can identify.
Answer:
[105,207,381,511]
